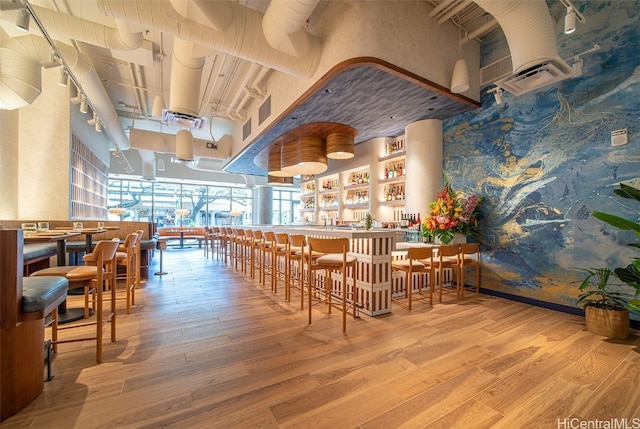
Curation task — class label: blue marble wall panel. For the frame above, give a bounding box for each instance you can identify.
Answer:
[443,1,640,317]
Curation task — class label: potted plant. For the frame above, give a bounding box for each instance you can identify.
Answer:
[591,182,640,312]
[364,213,374,231]
[577,267,629,339]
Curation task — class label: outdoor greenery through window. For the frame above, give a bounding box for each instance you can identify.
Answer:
[108,178,254,227]
[273,189,301,225]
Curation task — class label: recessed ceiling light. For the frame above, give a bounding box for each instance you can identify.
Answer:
[290,116,297,120]
[389,115,396,119]
[325,88,333,93]
[430,96,438,100]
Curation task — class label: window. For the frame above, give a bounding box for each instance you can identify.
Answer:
[271,188,300,225]
[108,179,253,227]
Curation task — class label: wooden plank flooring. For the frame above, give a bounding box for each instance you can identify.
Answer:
[4,247,640,428]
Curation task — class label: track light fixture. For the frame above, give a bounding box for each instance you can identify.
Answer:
[58,68,68,87]
[560,0,586,34]
[15,8,29,31]
[79,98,88,114]
[87,112,102,132]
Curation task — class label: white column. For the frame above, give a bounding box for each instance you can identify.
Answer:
[253,186,273,224]
[404,119,443,218]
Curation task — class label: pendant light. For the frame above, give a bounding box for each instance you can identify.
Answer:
[450,27,469,94]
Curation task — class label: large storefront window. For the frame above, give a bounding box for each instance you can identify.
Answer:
[272,189,300,225]
[108,179,254,227]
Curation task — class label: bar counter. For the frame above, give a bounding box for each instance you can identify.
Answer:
[244,225,398,316]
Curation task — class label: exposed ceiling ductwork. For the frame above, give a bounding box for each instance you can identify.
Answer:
[96,0,322,79]
[474,0,574,95]
[262,0,320,58]
[0,34,131,151]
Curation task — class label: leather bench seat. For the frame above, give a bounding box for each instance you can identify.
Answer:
[21,276,68,318]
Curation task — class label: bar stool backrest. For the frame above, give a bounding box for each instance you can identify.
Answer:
[307,237,350,255]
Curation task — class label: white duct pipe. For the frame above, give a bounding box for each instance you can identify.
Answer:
[251,65,271,95]
[97,0,321,79]
[169,38,204,118]
[428,0,458,18]
[129,128,232,158]
[473,0,559,74]
[29,5,143,51]
[436,0,473,24]
[138,149,156,179]
[0,35,131,150]
[262,0,320,58]
[176,129,194,161]
[462,18,499,45]
[192,0,233,32]
[226,62,260,117]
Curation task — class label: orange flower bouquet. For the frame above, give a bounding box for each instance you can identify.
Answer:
[422,182,481,244]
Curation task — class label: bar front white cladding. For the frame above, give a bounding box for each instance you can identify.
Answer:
[247,226,396,316]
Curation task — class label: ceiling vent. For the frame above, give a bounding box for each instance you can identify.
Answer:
[475,0,574,96]
[162,110,205,129]
[495,56,574,96]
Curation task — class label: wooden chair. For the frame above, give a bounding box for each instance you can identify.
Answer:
[116,232,140,314]
[433,245,461,299]
[456,243,481,295]
[58,239,119,363]
[391,247,435,309]
[306,237,359,332]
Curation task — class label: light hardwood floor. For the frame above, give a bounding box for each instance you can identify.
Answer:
[4,246,640,428]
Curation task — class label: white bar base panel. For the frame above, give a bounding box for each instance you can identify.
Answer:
[246,227,397,316]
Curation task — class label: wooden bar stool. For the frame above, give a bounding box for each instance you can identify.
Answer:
[274,233,289,298]
[306,237,359,332]
[116,232,140,314]
[261,231,277,290]
[287,234,306,307]
[391,247,435,309]
[37,240,119,363]
[433,245,462,299]
[456,243,481,295]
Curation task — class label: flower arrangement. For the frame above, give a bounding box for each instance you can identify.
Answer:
[422,182,482,244]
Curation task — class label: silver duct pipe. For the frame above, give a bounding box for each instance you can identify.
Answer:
[262,0,320,58]
[29,5,143,51]
[97,0,322,79]
[473,0,558,74]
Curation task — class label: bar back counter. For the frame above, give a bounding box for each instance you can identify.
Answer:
[244,226,397,316]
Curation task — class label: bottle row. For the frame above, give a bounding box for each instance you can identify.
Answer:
[320,194,339,208]
[386,138,405,156]
[383,161,405,180]
[320,178,340,191]
[384,184,405,201]
[348,171,370,185]
[345,190,369,205]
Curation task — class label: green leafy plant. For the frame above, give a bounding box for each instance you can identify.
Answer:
[364,213,374,231]
[591,182,640,311]
[577,267,627,310]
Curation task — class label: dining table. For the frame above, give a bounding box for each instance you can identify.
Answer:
[53,227,109,254]
[23,230,81,266]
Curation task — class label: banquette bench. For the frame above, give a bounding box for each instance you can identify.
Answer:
[0,220,157,279]
[157,226,206,247]
[1,230,68,421]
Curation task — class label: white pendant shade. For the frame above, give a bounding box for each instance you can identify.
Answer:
[176,130,194,161]
[451,59,469,93]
